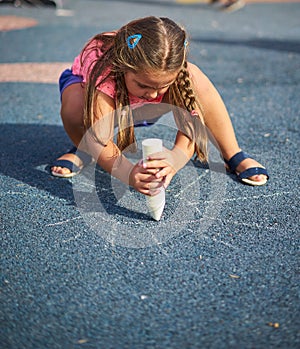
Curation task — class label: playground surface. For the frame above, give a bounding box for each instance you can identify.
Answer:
[0,1,299,348]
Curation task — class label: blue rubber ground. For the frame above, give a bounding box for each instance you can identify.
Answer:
[0,1,299,348]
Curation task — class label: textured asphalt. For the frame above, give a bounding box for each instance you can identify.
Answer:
[0,1,300,348]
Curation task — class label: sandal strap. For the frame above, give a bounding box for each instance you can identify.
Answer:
[67,146,77,154]
[51,159,81,173]
[50,147,92,176]
[225,151,252,172]
[237,167,269,180]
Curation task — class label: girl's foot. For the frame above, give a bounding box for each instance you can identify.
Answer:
[51,147,92,178]
[225,151,269,186]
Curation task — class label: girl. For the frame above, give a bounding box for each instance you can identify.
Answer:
[51,16,269,196]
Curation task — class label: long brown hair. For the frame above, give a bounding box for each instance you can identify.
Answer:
[82,16,208,161]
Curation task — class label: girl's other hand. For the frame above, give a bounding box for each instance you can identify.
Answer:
[129,159,165,196]
[142,149,178,190]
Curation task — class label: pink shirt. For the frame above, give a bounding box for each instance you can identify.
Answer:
[71,39,164,109]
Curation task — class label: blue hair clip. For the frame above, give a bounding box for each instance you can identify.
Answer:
[184,39,188,48]
[127,34,142,49]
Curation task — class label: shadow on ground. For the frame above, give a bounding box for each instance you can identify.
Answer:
[0,123,76,202]
[0,123,208,221]
[0,123,149,218]
[192,37,300,54]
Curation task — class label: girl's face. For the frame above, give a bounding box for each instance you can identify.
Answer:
[124,70,179,100]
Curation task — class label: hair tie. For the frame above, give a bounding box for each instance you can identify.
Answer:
[184,39,188,48]
[190,110,199,117]
[127,34,142,49]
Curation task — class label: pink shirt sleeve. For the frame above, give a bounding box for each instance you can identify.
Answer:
[71,40,116,100]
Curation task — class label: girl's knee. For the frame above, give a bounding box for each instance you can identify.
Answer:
[61,105,84,129]
[60,84,85,126]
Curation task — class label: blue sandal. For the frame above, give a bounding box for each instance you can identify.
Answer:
[225,151,269,186]
[51,146,93,178]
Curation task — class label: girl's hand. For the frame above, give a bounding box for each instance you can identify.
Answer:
[129,143,192,196]
[144,144,193,189]
[129,159,165,196]
[141,148,179,190]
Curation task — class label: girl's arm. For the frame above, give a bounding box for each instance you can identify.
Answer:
[187,62,240,160]
[83,91,165,196]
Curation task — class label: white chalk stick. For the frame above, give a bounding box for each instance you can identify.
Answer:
[142,138,165,221]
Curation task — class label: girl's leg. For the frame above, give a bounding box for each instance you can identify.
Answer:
[188,63,268,184]
[51,83,86,176]
[203,111,267,183]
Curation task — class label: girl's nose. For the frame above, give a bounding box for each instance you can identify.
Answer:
[145,90,158,99]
